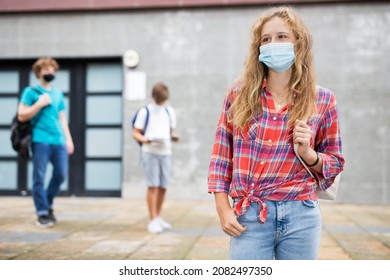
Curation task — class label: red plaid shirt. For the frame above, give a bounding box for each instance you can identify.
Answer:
[208,84,344,223]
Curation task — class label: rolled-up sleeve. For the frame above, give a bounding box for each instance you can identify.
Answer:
[314,91,345,191]
[208,92,234,193]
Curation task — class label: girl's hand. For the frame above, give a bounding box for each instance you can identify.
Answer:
[293,119,312,157]
[217,207,247,237]
[214,192,247,237]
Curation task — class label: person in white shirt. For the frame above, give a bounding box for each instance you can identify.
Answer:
[132,82,179,233]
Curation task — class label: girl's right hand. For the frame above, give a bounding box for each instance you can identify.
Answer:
[218,207,247,237]
[214,193,247,237]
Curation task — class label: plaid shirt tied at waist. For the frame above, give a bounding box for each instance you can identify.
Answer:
[234,189,268,224]
[208,84,345,224]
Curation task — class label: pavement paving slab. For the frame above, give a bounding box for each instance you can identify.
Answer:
[0,197,389,260]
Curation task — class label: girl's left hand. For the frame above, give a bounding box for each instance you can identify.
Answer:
[293,119,312,157]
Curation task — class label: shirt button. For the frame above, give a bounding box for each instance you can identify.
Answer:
[273,116,277,121]
[260,161,265,165]
[268,139,272,143]
[251,183,254,187]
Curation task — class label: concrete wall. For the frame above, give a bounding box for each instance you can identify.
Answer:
[1,2,389,204]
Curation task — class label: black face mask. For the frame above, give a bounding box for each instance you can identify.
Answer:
[43,74,55,82]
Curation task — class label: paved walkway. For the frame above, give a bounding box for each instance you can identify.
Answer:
[0,197,389,260]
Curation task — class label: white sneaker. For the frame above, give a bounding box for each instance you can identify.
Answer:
[156,216,172,229]
[147,218,164,234]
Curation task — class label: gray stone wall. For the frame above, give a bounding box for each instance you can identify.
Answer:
[1,2,389,204]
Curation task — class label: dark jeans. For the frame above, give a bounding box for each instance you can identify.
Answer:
[32,143,68,216]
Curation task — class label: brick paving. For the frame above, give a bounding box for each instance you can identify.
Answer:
[0,197,389,260]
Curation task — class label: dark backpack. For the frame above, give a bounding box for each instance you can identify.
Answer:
[10,87,41,159]
[10,116,31,159]
[131,106,150,146]
[131,105,172,146]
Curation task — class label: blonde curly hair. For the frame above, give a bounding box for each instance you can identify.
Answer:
[230,6,317,129]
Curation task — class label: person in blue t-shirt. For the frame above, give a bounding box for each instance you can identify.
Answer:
[18,57,74,229]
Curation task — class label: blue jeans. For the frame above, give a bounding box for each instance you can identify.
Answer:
[230,200,322,260]
[32,143,68,217]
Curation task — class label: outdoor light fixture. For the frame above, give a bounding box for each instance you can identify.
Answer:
[123,49,140,68]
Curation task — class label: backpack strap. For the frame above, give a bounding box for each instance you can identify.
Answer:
[30,86,42,95]
[143,106,150,134]
[164,107,172,134]
[293,143,315,178]
[28,86,44,126]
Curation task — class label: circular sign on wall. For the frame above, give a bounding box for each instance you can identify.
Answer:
[123,49,140,68]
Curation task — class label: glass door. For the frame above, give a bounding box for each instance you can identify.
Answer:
[0,69,20,194]
[83,62,123,196]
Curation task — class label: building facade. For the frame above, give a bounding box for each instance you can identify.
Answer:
[0,0,389,204]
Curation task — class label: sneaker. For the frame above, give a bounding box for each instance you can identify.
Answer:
[36,215,55,229]
[147,218,164,234]
[156,216,172,229]
[48,209,57,223]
